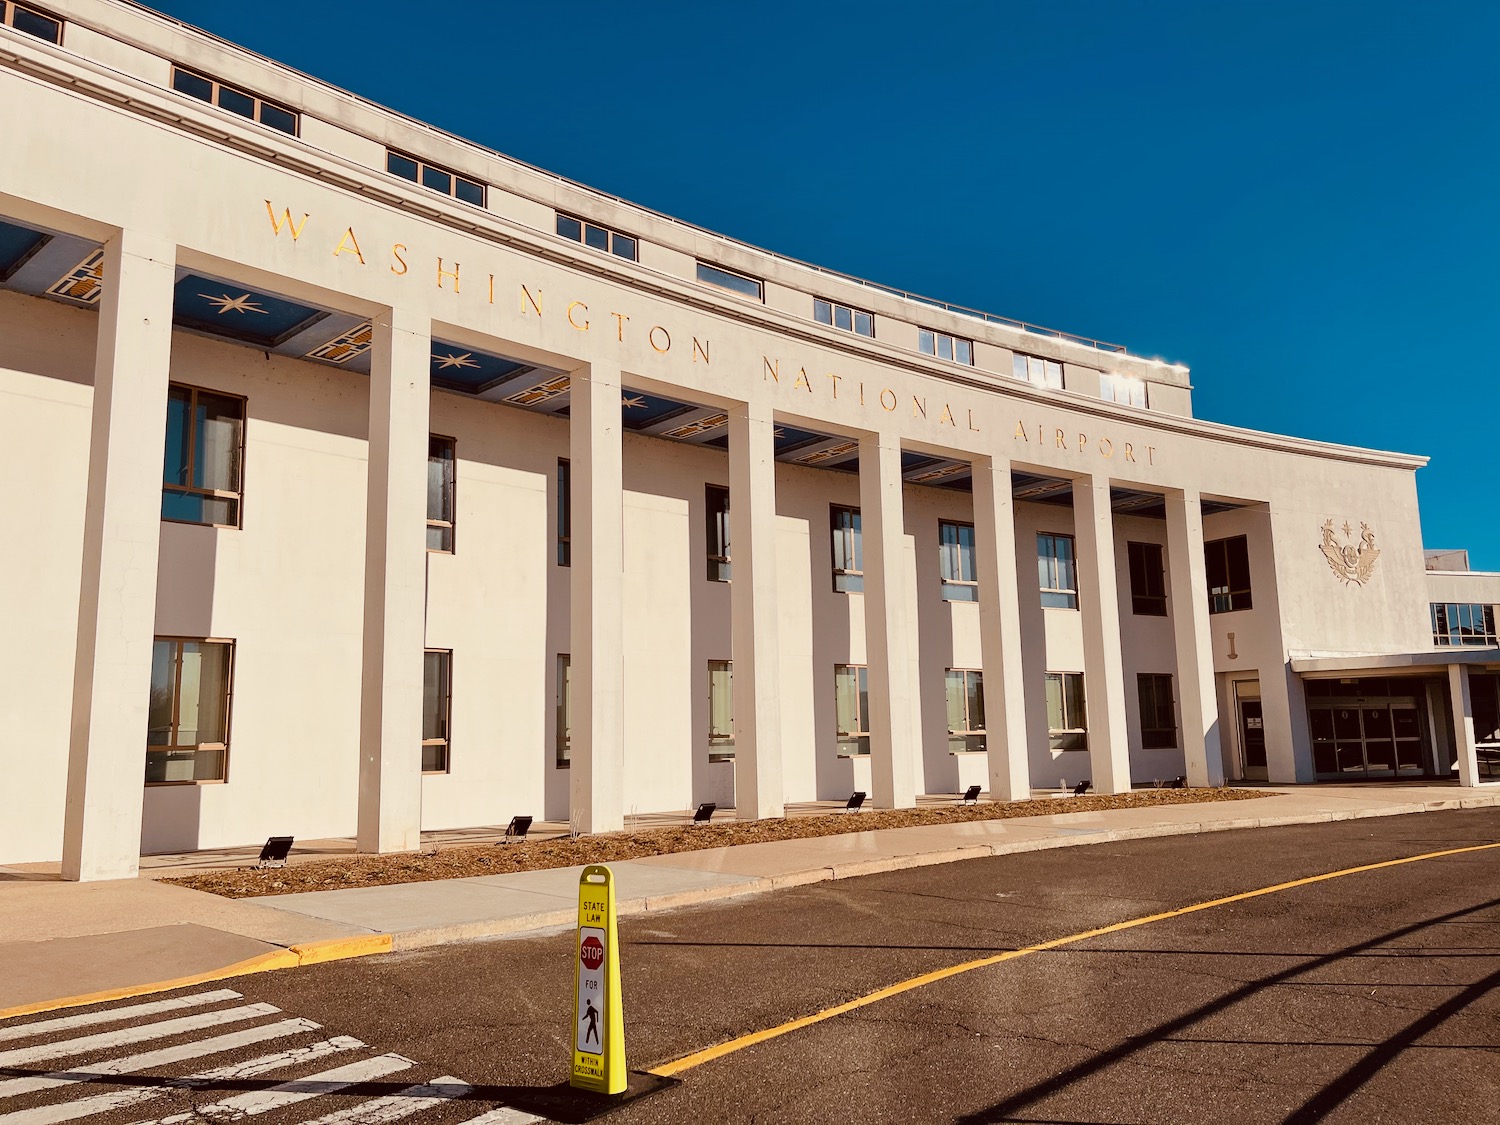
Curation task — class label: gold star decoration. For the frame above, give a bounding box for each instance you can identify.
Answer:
[621,394,648,409]
[201,292,269,315]
[434,352,481,371]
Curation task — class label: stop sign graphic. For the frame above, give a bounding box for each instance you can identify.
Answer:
[580,935,604,971]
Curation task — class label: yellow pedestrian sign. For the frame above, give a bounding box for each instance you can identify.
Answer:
[571,864,626,1094]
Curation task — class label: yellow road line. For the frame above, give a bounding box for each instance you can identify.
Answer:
[0,933,393,1022]
[648,839,1500,1077]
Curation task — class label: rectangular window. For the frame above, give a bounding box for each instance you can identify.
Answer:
[387,149,486,207]
[696,262,763,301]
[708,659,734,761]
[146,638,233,784]
[1101,372,1148,408]
[556,213,637,261]
[556,654,571,768]
[945,669,986,753]
[1128,540,1167,616]
[918,329,973,366]
[557,459,571,567]
[813,298,874,338]
[427,435,455,552]
[1037,533,1078,609]
[422,649,451,773]
[1205,535,1253,613]
[939,520,978,601]
[835,664,870,755]
[1432,603,1499,646]
[706,484,731,582]
[5,2,61,43]
[1045,671,1087,750]
[831,505,864,592]
[170,67,298,136]
[1137,673,1177,749]
[1013,353,1064,390]
[162,383,245,528]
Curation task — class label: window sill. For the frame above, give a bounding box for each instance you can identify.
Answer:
[421,770,450,776]
[836,751,872,759]
[948,749,987,756]
[145,778,226,787]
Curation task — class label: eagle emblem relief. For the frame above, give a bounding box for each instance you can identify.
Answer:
[1319,519,1380,586]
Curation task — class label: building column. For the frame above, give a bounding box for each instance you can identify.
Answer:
[1449,663,1481,788]
[859,435,918,809]
[1073,475,1131,793]
[1165,489,1225,786]
[61,230,176,882]
[728,399,783,819]
[972,457,1030,802]
[569,362,625,833]
[356,307,430,854]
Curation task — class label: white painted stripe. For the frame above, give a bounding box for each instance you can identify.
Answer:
[0,1004,280,1068]
[0,1036,364,1125]
[0,1018,319,1100]
[142,1053,415,1124]
[451,1108,546,1125]
[0,992,243,1045]
[294,1076,472,1125]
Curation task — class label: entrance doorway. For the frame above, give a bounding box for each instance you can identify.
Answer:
[1235,681,1267,781]
[1309,699,1425,778]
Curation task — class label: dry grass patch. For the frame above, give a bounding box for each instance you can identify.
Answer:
[166,787,1273,899]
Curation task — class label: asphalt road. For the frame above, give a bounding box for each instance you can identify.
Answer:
[5,808,1500,1124]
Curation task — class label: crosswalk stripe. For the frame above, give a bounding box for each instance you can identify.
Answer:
[294,1076,472,1125]
[0,1018,320,1100]
[0,1036,364,1125]
[451,1108,546,1125]
[138,1052,416,1124]
[0,992,243,1045]
[0,1004,281,1069]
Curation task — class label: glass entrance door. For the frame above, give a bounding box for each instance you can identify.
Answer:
[1310,699,1426,778]
[1239,697,1267,781]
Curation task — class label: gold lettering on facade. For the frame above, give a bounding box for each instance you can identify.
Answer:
[794,369,812,392]
[437,258,459,293]
[762,356,780,383]
[488,274,495,304]
[692,337,710,365]
[521,285,542,316]
[265,201,308,240]
[332,227,365,264]
[939,404,956,426]
[1014,421,1029,441]
[1124,443,1136,462]
[968,409,980,432]
[1054,429,1067,449]
[859,382,866,406]
[1147,446,1157,465]
[611,312,628,341]
[880,388,898,412]
[1077,433,1088,452]
[390,244,408,276]
[912,397,927,420]
[827,373,841,398]
[1099,437,1113,457]
[649,326,671,353]
[567,301,590,331]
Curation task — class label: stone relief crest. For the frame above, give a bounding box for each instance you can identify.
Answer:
[1319,519,1380,586]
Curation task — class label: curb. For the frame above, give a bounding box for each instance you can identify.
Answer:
[0,932,394,1022]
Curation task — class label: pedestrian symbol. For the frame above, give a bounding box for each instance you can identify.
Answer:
[582,997,600,1046]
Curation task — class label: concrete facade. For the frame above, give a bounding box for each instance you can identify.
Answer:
[1,0,1497,877]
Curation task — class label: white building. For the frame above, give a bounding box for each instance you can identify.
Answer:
[2,0,1497,881]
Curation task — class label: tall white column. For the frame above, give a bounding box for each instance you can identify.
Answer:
[61,230,176,882]
[1449,663,1481,788]
[1073,475,1132,794]
[859,435,917,809]
[972,457,1030,802]
[356,307,430,854]
[728,400,783,820]
[569,362,625,833]
[1165,489,1225,786]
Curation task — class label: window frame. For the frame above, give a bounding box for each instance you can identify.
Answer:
[1045,671,1088,751]
[939,519,979,602]
[170,66,299,137]
[1137,672,1177,750]
[4,1,62,43]
[696,261,763,301]
[1432,602,1499,647]
[555,212,638,262]
[918,329,974,366]
[945,668,986,753]
[555,653,571,768]
[162,382,247,530]
[557,458,571,567]
[146,636,234,786]
[1127,540,1168,616]
[708,659,734,762]
[1037,532,1078,609]
[1101,371,1148,409]
[834,664,871,756]
[422,648,452,774]
[705,484,731,582]
[813,298,875,338]
[830,505,864,593]
[427,434,456,553]
[1205,535,1253,614]
[1013,352,1064,390]
[387,149,487,207]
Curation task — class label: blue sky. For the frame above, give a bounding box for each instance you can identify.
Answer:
[149,1,1500,565]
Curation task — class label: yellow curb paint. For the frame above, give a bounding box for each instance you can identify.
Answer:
[0,933,393,1022]
[648,839,1500,1078]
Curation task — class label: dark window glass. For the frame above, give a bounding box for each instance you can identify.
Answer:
[422,650,451,773]
[814,299,832,325]
[427,435,455,552]
[1046,672,1087,750]
[258,102,297,135]
[388,152,419,182]
[145,638,233,784]
[853,310,873,337]
[939,520,978,601]
[834,305,852,331]
[216,85,255,119]
[919,329,935,355]
[1128,541,1167,615]
[1205,535,1252,613]
[1038,533,1077,609]
[584,224,610,251]
[706,485,731,582]
[954,339,973,365]
[831,505,863,593]
[161,384,244,528]
[454,177,485,206]
[556,214,582,241]
[1137,673,1177,749]
[611,234,637,261]
[696,262,763,300]
[422,164,452,194]
[12,5,60,42]
[172,69,214,102]
[557,458,571,567]
[936,334,953,361]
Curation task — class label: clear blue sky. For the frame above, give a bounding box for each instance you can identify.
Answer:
[148,1,1500,566]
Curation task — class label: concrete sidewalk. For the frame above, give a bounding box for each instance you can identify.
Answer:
[4,783,1498,1014]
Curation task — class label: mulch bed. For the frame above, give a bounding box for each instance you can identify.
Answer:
[164,787,1273,900]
